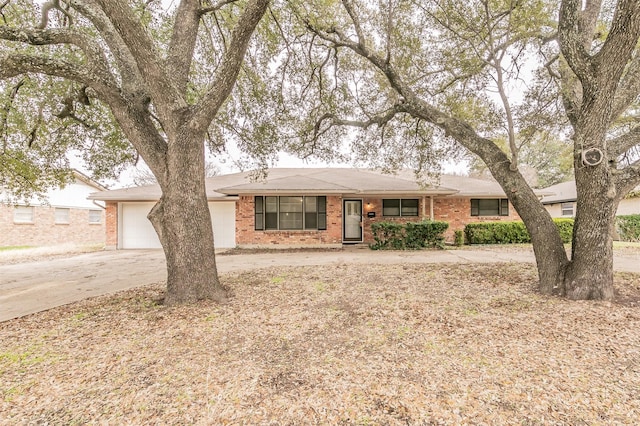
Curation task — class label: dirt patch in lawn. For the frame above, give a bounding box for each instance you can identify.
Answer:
[1,263,639,425]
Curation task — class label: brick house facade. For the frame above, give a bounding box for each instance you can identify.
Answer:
[0,204,104,246]
[234,194,521,247]
[91,168,532,249]
[1,171,107,247]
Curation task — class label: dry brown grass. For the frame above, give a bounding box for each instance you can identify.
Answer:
[2,263,640,425]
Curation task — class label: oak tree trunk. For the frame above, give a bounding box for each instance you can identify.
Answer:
[563,166,617,300]
[147,136,226,306]
[490,167,570,295]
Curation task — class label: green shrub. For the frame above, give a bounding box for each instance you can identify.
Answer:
[553,218,574,244]
[464,219,574,244]
[370,221,448,250]
[454,230,465,246]
[616,215,640,242]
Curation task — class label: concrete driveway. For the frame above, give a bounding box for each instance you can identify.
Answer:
[1,247,639,322]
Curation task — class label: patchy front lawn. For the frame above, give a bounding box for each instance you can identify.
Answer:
[1,263,639,425]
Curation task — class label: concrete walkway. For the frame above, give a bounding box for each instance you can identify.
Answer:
[1,247,639,322]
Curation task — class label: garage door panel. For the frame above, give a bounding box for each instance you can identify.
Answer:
[209,202,236,248]
[121,203,162,249]
[121,201,235,249]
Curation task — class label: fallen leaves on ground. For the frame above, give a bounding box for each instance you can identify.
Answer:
[1,262,639,425]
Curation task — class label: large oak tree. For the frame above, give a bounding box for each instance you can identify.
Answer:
[254,0,640,300]
[0,0,270,305]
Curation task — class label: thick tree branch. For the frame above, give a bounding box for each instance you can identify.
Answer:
[613,56,640,118]
[558,0,594,82]
[167,0,200,95]
[615,158,640,195]
[578,0,603,49]
[593,0,640,89]
[341,0,365,47]
[38,0,74,29]
[68,0,142,91]
[0,26,115,87]
[190,0,269,134]
[608,125,640,158]
[93,0,185,118]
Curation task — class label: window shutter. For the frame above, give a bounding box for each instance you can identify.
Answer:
[470,199,479,216]
[500,199,509,216]
[318,196,327,230]
[254,196,264,230]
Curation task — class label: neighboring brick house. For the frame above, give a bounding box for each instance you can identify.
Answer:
[89,168,532,249]
[0,170,107,247]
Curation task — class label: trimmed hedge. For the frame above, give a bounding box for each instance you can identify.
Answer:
[464,218,574,245]
[616,215,640,242]
[370,221,449,250]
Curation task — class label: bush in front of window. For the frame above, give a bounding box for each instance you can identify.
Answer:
[616,215,640,242]
[465,219,574,244]
[370,221,449,250]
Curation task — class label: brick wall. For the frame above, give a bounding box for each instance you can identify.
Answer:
[235,195,343,247]
[0,204,105,247]
[361,196,430,243]
[105,202,118,249]
[433,197,521,240]
[234,195,521,246]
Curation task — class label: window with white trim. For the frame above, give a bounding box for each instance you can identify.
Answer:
[255,196,327,230]
[470,199,509,216]
[89,209,102,223]
[55,208,70,224]
[561,202,574,217]
[382,199,419,217]
[13,206,34,223]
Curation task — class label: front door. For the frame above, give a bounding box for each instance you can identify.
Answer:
[343,200,363,242]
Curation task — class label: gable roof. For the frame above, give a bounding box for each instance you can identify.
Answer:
[216,168,460,196]
[540,181,577,204]
[541,180,640,204]
[72,170,108,191]
[88,168,522,201]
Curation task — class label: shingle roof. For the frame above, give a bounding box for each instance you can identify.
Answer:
[540,181,577,204]
[88,168,524,201]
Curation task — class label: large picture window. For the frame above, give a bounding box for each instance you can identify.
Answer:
[470,199,509,216]
[255,196,327,230]
[382,199,419,217]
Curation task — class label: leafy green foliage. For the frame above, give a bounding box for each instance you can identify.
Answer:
[454,230,465,247]
[370,221,449,250]
[616,215,640,242]
[465,219,574,245]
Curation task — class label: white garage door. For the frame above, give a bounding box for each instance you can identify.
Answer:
[120,202,236,249]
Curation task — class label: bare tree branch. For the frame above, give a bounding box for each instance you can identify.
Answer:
[38,0,74,29]
[191,0,269,134]
[199,0,239,15]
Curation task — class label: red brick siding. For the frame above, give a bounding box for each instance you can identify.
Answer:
[361,197,430,243]
[105,202,118,249]
[235,195,342,246]
[0,204,105,247]
[235,195,521,246]
[433,197,521,240]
